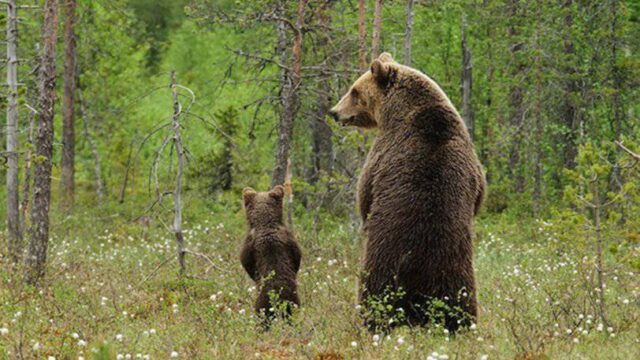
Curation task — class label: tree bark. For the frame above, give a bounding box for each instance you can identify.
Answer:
[507,0,525,193]
[533,0,543,216]
[25,0,58,285]
[479,0,493,175]
[271,0,307,187]
[5,0,22,263]
[78,86,106,203]
[309,0,334,184]
[170,71,186,276]
[358,0,367,69]
[21,108,36,238]
[404,0,414,66]
[60,0,77,210]
[460,13,474,140]
[560,0,580,170]
[609,0,623,191]
[371,0,383,60]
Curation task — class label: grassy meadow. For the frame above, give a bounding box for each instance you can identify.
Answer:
[1,198,638,359]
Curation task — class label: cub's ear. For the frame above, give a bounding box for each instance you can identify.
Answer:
[269,185,285,200]
[371,59,391,86]
[242,187,257,207]
[378,52,395,63]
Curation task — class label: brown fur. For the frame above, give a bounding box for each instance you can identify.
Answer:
[330,53,485,332]
[240,185,302,326]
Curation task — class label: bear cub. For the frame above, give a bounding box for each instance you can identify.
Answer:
[240,185,302,326]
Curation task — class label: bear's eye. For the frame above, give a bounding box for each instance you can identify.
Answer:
[351,89,359,100]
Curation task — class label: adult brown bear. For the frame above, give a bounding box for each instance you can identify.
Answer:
[330,53,485,332]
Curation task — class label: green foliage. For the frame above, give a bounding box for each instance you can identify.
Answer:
[187,106,239,194]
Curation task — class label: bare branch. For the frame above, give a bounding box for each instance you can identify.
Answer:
[615,141,640,161]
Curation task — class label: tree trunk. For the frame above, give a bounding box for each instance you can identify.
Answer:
[404,0,414,66]
[507,0,525,193]
[460,13,474,140]
[271,0,307,187]
[371,0,383,60]
[533,0,543,216]
[60,0,77,210]
[609,0,623,191]
[272,0,289,186]
[309,1,334,184]
[25,0,58,285]
[560,0,580,170]
[170,71,186,276]
[5,0,22,263]
[78,87,106,203]
[479,0,493,176]
[21,108,36,237]
[358,0,367,69]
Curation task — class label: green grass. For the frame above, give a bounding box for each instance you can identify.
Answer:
[1,202,638,359]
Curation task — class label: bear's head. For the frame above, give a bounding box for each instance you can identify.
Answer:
[242,185,285,228]
[329,52,397,128]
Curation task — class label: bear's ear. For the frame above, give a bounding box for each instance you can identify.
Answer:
[242,187,257,207]
[269,185,285,200]
[378,52,394,63]
[371,59,391,86]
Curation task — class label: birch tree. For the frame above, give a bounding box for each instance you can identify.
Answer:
[404,0,414,66]
[461,13,473,140]
[5,0,21,262]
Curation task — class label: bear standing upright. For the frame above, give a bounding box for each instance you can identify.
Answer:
[240,185,302,326]
[330,53,485,332]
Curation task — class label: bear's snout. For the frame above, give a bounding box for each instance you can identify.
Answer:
[328,109,339,122]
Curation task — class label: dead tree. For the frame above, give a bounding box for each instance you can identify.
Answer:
[5,0,22,262]
[460,13,474,140]
[271,0,308,187]
[371,0,383,60]
[25,0,59,285]
[170,71,186,276]
[60,0,77,210]
[148,72,193,276]
[404,0,414,66]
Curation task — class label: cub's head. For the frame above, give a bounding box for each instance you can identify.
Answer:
[242,185,285,228]
[329,52,397,128]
